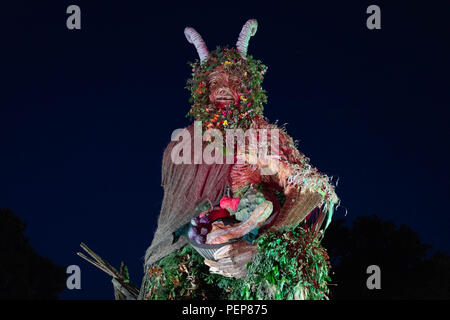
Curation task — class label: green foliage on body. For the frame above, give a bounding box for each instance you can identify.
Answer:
[239,227,331,300]
[143,225,330,300]
[143,245,239,300]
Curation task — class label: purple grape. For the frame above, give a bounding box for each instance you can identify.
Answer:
[199,216,211,224]
[194,234,205,244]
[200,227,209,235]
[188,226,198,241]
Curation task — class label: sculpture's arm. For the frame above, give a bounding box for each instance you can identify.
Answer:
[205,123,338,278]
[258,126,339,229]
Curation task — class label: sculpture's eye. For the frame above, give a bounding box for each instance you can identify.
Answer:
[229,76,240,87]
[208,77,219,88]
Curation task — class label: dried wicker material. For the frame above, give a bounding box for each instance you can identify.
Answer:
[230,163,261,193]
[189,239,232,261]
[144,124,233,266]
[271,188,323,230]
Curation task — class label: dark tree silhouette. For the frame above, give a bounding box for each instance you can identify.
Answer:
[0,208,66,299]
[323,215,450,299]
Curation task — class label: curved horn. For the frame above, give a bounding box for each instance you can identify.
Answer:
[236,19,258,59]
[184,27,209,63]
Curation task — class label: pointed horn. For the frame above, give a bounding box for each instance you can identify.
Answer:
[236,19,258,59]
[184,27,209,63]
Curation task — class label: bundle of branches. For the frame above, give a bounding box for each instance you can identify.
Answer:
[77,243,140,300]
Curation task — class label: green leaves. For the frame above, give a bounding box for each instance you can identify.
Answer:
[144,225,331,300]
[237,226,331,300]
[144,245,243,300]
[119,261,130,283]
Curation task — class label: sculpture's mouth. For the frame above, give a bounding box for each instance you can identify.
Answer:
[215,96,236,106]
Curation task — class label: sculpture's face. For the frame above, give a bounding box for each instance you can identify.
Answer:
[207,66,241,109]
[187,47,267,130]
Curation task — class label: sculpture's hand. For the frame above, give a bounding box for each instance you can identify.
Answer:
[206,200,273,244]
[202,200,272,278]
[204,241,257,278]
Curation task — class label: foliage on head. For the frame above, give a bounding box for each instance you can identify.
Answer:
[184,19,268,130]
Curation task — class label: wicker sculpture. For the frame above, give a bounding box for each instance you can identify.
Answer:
[79,19,339,300]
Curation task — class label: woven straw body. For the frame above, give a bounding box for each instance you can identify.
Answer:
[144,118,337,268]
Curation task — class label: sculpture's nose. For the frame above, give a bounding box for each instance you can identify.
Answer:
[218,88,232,96]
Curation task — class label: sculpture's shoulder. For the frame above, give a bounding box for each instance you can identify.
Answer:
[162,124,195,154]
[251,117,306,165]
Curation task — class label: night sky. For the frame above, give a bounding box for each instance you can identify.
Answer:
[1,1,449,299]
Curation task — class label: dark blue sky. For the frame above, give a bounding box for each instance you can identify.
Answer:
[1,1,449,299]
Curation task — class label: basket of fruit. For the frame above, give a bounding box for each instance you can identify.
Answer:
[188,191,274,261]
